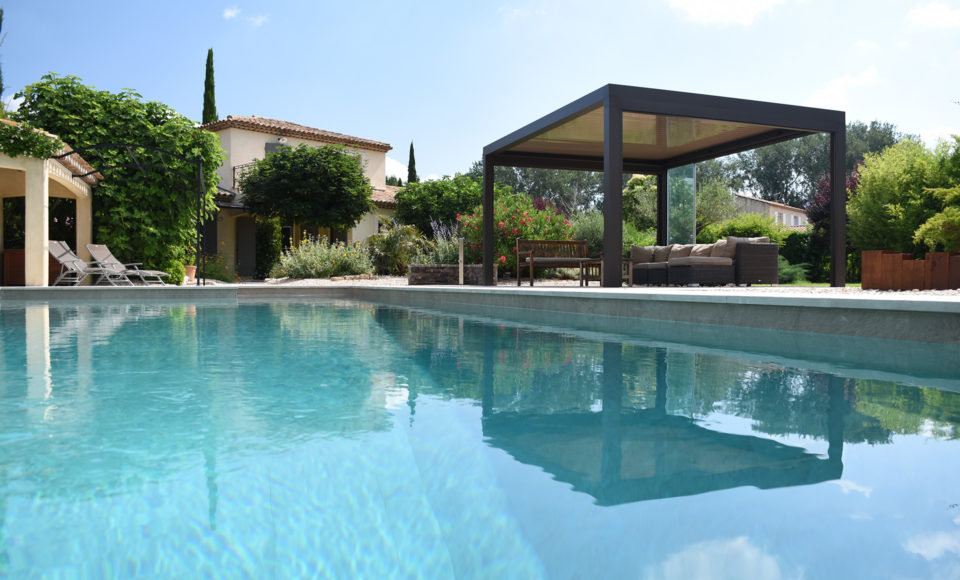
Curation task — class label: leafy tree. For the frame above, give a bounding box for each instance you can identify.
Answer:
[729,120,910,208]
[848,139,942,256]
[621,174,736,236]
[914,137,960,252]
[13,74,223,283]
[394,174,489,236]
[239,144,372,231]
[468,161,604,214]
[386,175,403,186]
[407,142,418,183]
[202,48,217,125]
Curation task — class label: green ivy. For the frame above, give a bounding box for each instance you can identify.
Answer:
[13,74,224,284]
[0,121,63,159]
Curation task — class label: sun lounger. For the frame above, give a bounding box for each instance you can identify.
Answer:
[86,244,169,286]
[48,241,131,286]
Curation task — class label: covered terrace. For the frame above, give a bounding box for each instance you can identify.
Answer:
[0,121,102,286]
[481,84,846,287]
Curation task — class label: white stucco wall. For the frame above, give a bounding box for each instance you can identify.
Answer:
[215,127,386,192]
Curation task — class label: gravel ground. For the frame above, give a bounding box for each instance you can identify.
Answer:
[213,275,960,297]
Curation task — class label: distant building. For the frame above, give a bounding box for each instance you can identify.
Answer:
[201,115,397,277]
[734,193,809,231]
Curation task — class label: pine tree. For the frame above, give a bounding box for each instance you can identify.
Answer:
[407,142,419,184]
[202,48,217,125]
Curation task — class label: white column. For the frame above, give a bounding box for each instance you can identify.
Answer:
[24,159,49,286]
[76,194,93,262]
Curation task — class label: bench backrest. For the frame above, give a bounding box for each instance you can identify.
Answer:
[516,239,588,258]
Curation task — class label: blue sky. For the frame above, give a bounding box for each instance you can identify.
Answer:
[4,0,959,180]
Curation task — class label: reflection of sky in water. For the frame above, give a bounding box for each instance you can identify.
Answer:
[1,302,959,579]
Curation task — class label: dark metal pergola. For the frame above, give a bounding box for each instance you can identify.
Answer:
[482,84,846,287]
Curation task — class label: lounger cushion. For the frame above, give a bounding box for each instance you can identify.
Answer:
[690,243,714,257]
[630,245,655,263]
[670,244,694,259]
[667,256,733,267]
[631,261,668,270]
[653,245,675,262]
[710,239,734,258]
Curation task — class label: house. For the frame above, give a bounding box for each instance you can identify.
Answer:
[200,115,398,277]
[734,193,809,231]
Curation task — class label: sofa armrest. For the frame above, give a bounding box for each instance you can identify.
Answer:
[735,243,779,285]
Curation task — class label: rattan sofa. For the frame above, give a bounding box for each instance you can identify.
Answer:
[627,236,778,286]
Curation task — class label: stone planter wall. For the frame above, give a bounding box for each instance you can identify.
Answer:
[407,264,496,285]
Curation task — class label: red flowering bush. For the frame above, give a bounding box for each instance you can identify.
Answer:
[458,192,574,274]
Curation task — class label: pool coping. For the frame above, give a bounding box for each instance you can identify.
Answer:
[2,284,959,344]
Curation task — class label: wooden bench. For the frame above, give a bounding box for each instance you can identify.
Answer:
[516,239,590,286]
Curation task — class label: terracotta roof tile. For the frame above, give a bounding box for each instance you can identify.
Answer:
[371,185,400,208]
[201,115,392,153]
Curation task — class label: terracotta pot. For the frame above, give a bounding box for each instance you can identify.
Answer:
[184,265,197,281]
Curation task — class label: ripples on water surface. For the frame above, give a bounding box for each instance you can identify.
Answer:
[1,301,959,579]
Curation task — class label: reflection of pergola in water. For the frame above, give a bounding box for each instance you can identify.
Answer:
[481,85,847,287]
[480,344,845,506]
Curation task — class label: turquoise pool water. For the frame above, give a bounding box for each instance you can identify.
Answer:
[1,300,960,578]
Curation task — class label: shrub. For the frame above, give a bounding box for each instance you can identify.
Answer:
[697,213,784,244]
[364,219,427,275]
[778,255,808,283]
[394,174,488,237]
[458,192,574,274]
[413,220,463,265]
[255,217,282,279]
[570,210,655,256]
[202,252,236,282]
[271,237,372,279]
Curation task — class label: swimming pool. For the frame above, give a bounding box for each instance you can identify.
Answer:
[2,300,959,578]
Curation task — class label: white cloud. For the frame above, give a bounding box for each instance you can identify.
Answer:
[909,2,960,29]
[855,40,876,50]
[829,479,873,498]
[385,156,407,179]
[804,65,878,110]
[223,7,241,19]
[645,536,803,580]
[668,0,786,26]
[248,15,268,27]
[904,530,960,560]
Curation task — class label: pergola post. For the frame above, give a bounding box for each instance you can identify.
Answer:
[24,158,50,287]
[830,128,847,287]
[656,169,668,246]
[482,155,495,285]
[602,97,623,287]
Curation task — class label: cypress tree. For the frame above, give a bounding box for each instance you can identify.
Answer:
[0,9,5,105]
[407,142,419,184]
[202,48,217,125]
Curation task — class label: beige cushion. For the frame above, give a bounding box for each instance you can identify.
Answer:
[632,261,668,270]
[630,244,654,263]
[670,244,693,259]
[690,243,714,257]
[668,256,733,267]
[653,244,674,262]
[710,239,734,258]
